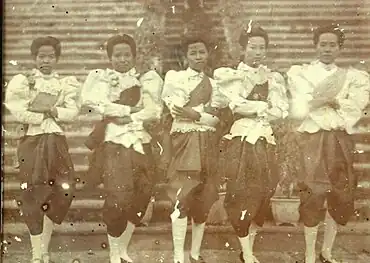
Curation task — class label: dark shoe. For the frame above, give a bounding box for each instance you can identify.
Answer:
[189,255,206,263]
[239,252,244,263]
[239,252,260,263]
[42,253,55,263]
[319,254,339,263]
[121,259,133,263]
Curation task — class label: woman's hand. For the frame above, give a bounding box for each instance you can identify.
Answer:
[172,105,201,121]
[113,116,133,125]
[130,106,142,113]
[49,107,58,118]
[43,107,57,119]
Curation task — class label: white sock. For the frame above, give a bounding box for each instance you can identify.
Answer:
[30,233,43,260]
[41,215,54,260]
[119,221,135,262]
[249,222,260,262]
[238,235,253,263]
[172,216,188,263]
[321,211,338,259]
[108,234,121,263]
[249,222,258,252]
[190,219,205,260]
[304,225,319,263]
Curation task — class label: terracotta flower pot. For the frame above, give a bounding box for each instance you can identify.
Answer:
[271,197,300,226]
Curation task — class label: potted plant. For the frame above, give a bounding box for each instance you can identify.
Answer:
[270,120,301,226]
[271,164,301,226]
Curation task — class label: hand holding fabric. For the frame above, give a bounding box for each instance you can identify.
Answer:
[172,105,201,121]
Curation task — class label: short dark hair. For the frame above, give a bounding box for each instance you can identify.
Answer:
[30,36,61,59]
[106,34,137,59]
[181,34,213,54]
[313,23,345,48]
[239,25,269,49]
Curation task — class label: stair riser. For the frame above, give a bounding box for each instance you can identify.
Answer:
[4,40,370,51]
[5,49,370,59]
[3,33,370,43]
[3,202,369,230]
[0,231,298,254]
[4,11,367,22]
[3,58,365,81]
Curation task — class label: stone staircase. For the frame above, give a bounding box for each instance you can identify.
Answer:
[2,0,370,235]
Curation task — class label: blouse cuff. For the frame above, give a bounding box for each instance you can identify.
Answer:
[195,112,220,127]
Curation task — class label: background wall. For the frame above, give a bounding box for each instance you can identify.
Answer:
[3,0,370,81]
[2,0,370,230]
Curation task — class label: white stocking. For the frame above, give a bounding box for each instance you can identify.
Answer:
[119,221,135,263]
[30,234,43,261]
[190,220,205,260]
[304,225,319,263]
[108,234,121,263]
[41,215,53,262]
[172,216,187,263]
[321,211,338,260]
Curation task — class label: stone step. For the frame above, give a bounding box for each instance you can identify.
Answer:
[4,9,367,21]
[3,198,173,224]
[7,0,363,5]
[5,46,370,58]
[4,39,370,51]
[2,234,370,263]
[3,30,369,43]
[2,59,368,82]
[3,220,369,237]
[6,0,364,8]
[3,143,370,171]
[2,181,170,200]
[3,179,369,210]
[3,187,370,229]
[3,24,368,39]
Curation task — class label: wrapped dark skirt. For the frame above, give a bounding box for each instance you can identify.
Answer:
[296,131,356,226]
[220,137,279,237]
[100,142,155,236]
[17,134,76,232]
[166,131,220,223]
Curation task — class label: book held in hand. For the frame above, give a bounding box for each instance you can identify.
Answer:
[28,92,60,113]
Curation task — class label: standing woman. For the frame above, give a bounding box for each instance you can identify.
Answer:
[214,24,289,263]
[287,24,370,263]
[80,34,163,263]
[162,35,228,263]
[4,36,80,263]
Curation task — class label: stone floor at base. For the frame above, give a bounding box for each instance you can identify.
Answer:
[3,248,370,263]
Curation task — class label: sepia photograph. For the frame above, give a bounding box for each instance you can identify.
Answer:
[1,0,370,262]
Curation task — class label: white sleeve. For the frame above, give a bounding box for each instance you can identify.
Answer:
[266,72,289,121]
[55,76,80,121]
[80,70,131,117]
[161,70,189,116]
[4,74,45,124]
[337,68,370,129]
[131,70,164,122]
[214,67,268,116]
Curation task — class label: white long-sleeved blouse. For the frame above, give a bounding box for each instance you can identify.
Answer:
[80,67,163,154]
[4,69,80,136]
[287,60,370,134]
[214,62,289,145]
[161,67,228,134]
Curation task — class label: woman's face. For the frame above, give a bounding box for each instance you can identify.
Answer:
[186,42,209,72]
[35,45,57,75]
[110,43,135,73]
[316,32,340,64]
[243,36,266,67]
